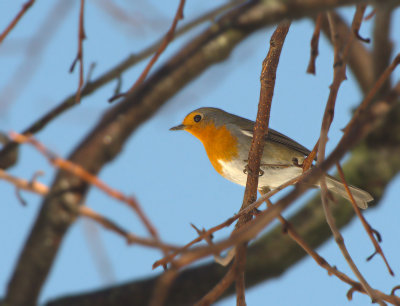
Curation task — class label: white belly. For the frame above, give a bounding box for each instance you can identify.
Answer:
[218,159,302,189]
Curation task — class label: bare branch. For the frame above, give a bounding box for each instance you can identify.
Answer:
[317,11,381,304]
[351,4,370,42]
[69,0,86,103]
[109,0,186,102]
[0,0,35,44]
[10,132,158,238]
[233,20,291,304]
[336,163,394,275]
[307,13,323,74]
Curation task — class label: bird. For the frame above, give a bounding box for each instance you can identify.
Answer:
[170,107,373,209]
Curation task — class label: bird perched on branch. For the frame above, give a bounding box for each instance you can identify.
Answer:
[170,107,373,209]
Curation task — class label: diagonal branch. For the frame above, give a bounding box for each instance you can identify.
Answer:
[336,163,393,276]
[109,0,186,102]
[0,0,35,44]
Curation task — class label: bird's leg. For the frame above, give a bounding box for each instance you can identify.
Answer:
[243,163,264,176]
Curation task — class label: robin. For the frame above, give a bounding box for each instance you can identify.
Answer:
[170,107,373,209]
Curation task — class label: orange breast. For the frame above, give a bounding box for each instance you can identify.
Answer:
[187,123,239,175]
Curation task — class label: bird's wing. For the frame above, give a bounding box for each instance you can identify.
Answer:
[240,126,312,157]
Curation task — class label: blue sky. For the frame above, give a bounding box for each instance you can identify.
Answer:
[1,1,399,305]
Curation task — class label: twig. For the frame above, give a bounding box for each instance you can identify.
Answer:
[79,206,178,250]
[316,12,383,305]
[0,168,177,251]
[262,198,366,294]
[336,163,394,275]
[0,0,35,44]
[0,1,73,123]
[302,140,319,171]
[352,4,370,43]
[0,168,48,195]
[318,11,374,94]
[94,0,147,29]
[344,54,400,133]
[391,286,400,296]
[364,9,376,21]
[70,0,86,103]
[152,172,305,269]
[190,224,221,260]
[10,132,158,239]
[109,0,186,102]
[307,13,322,74]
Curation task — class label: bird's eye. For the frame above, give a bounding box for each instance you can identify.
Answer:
[193,114,202,122]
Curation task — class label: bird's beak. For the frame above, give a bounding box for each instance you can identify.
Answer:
[169,124,186,131]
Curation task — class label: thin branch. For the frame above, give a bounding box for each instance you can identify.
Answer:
[263,198,364,292]
[0,169,177,251]
[0,0,35,44]
[190,224,223,261]
[316,12,383,304]
[79,206,178,251]
[318,11,374,94]
[344,53,400,133]
[0,168,48,195]
[265,195,400,305]
[109,0,186,102]
[307,13,322,74]
[364,9,376,21]
[152,172,306,269]
[10,132,158,239]
[351,4,370,43]
[0,1,73,119]
[70,0,86,103]
[336,163,394,275]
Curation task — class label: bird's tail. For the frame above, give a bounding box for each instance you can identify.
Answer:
[325,175,373,209]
